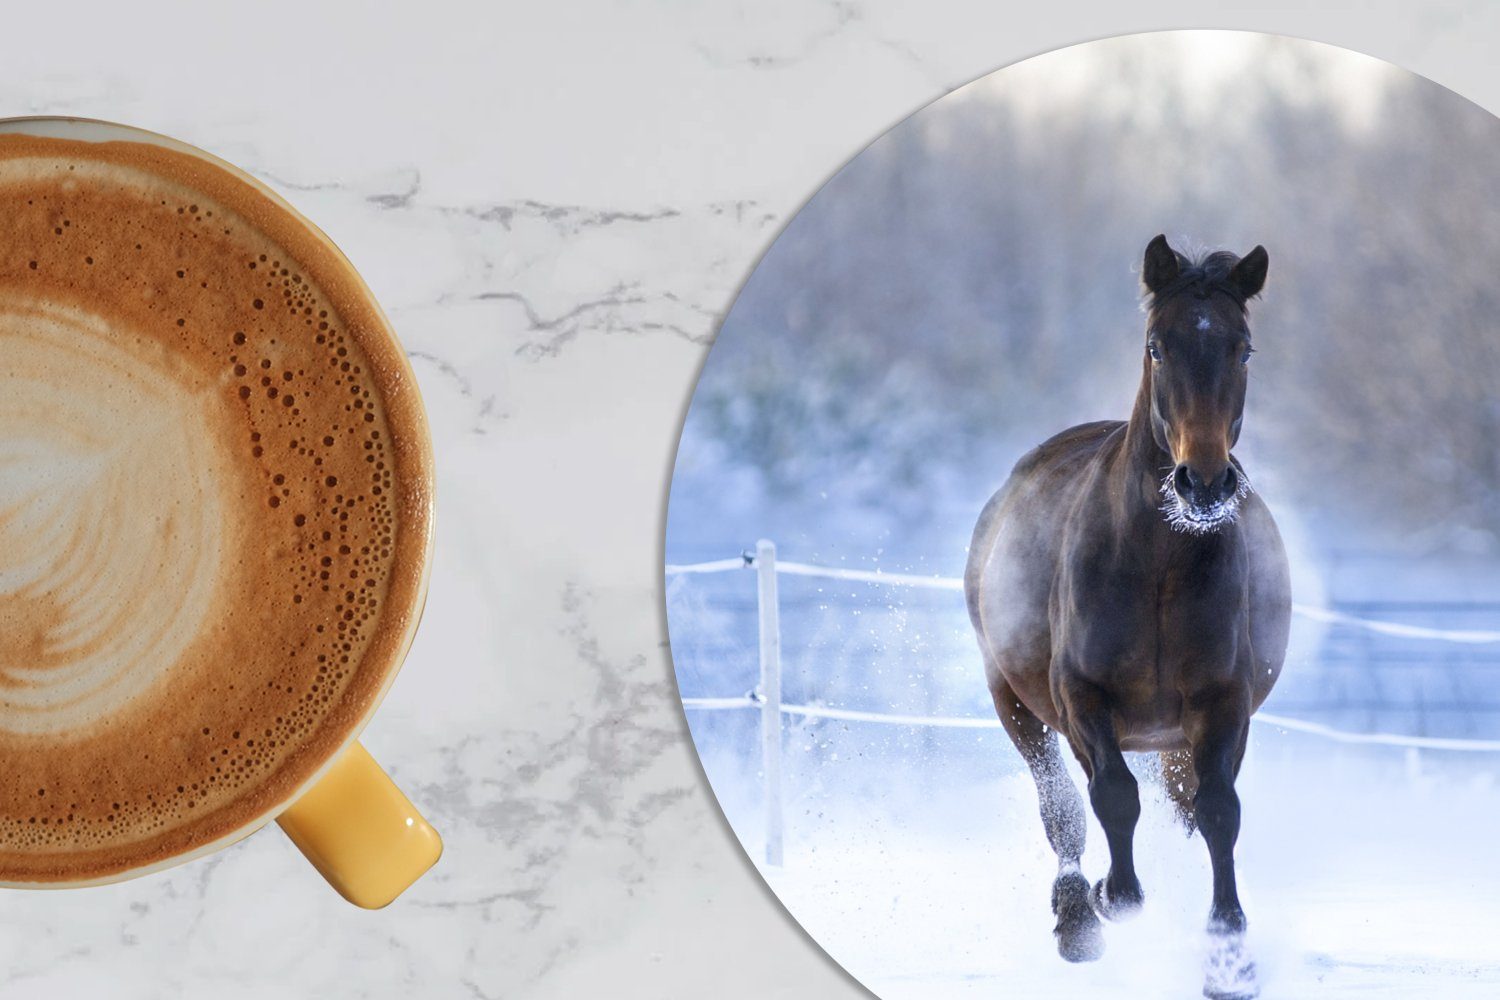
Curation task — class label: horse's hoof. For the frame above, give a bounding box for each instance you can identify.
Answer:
[1057,918,1105,964]
[1089,876,1144,922]
[1052,871,1105,963]
[1203,928,1258,999]
[1203,988,1258,1000]
[1203,979,1259,1000]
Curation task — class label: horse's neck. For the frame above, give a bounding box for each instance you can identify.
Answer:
[1113,373,1169,518]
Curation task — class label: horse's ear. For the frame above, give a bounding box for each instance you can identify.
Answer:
[1230,245,1268,300]
[1142,234,1180,294]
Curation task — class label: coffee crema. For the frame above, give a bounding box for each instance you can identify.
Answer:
[0,133,431,883]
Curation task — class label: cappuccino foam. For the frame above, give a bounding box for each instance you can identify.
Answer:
[0,134,430,882]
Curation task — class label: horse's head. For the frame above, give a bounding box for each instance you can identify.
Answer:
[1140,234,1268,534]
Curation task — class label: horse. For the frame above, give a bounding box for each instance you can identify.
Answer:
[963,235,1291,999]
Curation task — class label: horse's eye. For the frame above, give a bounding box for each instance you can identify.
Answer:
[1148,342,1162,362]
[1240,346,1254,365]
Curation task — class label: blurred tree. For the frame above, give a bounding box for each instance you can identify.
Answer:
[681,33,1500,557]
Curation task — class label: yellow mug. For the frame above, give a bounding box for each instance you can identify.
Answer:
[0,117,440,908]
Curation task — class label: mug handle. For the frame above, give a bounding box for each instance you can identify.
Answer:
[276,741,442,908]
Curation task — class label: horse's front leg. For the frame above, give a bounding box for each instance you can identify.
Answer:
[1185,684,1257,1000]
[1060,679,1144,921]
[990,678,1102,962]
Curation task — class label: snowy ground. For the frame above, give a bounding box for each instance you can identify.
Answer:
[731,730,1500,999]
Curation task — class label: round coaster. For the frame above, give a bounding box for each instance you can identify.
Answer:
[666,30,1500,998]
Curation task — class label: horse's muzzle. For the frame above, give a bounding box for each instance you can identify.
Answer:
[1172,463,1239,511]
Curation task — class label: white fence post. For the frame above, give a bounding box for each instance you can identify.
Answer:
[757,538,784,867]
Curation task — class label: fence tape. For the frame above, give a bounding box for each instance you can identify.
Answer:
[671,548,1500,751]
[666,555,1500,643]
[679,696,1500,751]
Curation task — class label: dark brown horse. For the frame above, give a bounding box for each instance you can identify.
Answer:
[964,236,1291,999]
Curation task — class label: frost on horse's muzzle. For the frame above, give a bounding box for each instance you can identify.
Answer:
[1159,469,1252,535]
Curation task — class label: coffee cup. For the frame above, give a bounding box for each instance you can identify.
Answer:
[0,117,440,908]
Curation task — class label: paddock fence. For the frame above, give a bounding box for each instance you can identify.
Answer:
[666,540,1500,865]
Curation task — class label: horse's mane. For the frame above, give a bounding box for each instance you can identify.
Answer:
[1146,250,1251,312]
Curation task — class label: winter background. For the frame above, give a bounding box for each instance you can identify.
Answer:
[664,32,1500,999]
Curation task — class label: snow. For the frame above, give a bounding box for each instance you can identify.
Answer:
[721,733,1500,998]
[667,553,1500,996]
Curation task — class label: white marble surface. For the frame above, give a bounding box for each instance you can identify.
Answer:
[1,2,1498,997]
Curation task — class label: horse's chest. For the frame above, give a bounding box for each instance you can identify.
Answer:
[1055,590,1159,699]
[1054,549,1246,689]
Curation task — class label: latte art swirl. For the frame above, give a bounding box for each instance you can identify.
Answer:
[0,299,227,734]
